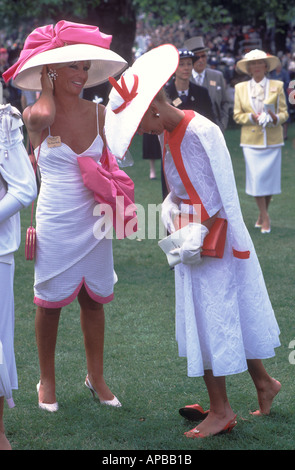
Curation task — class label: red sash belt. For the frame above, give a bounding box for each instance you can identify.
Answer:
[164,110,250,259]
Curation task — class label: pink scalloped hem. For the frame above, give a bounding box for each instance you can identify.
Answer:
[34,277,114,308]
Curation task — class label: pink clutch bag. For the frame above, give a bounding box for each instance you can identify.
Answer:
[25,134,42,261]
[25,226,36,261]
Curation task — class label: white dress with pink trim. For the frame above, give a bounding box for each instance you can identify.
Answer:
[162,111,280,378]
[33,129,117,308]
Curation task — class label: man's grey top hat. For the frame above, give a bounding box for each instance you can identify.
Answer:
[183,36,209,54]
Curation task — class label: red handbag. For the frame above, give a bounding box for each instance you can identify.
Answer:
[202,218,227,258]
[174,214,227,259]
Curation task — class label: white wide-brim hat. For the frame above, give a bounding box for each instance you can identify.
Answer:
[236,49,280,75]
[105,44,179,159]
[13,44,127,90]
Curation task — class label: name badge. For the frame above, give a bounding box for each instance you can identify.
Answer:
[210,80,216,86]
[172,97,182,107]
[47,136,62,148]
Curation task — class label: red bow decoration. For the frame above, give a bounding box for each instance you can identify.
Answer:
[77,148,137,240]
[109,74,139,114]
[3,20,112,83]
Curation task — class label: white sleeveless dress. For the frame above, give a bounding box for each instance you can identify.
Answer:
[33,110,117,308]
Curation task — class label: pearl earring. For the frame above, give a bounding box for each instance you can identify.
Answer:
[155,113,160,117]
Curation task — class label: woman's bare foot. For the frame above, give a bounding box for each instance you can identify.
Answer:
[251,378,281,416]
[185,410,237,438]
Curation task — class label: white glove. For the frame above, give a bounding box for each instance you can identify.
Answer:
[161,191,180,234]
[170,223,209,265]
[0,192,23,224]
[258,111,273,128]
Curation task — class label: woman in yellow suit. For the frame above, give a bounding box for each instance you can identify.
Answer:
[234,50,289,233]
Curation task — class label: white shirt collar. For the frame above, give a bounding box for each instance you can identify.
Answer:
[250,76,267,88]
[178,89,189,96]
[192,69,205,80]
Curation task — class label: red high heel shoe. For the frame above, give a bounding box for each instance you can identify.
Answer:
[179,403,209,421]
[184,414,237,439]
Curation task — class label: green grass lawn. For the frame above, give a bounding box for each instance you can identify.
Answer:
[5,123,295,450]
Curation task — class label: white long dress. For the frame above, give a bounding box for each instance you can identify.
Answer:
[162,111,280,377]
[34,108,117,308]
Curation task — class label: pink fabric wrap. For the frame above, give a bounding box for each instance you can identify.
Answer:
[3,20,112,83]
[77,149,137,240]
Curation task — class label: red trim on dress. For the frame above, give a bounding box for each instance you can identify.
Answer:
[163,110,250,259]
[232,249,250,259]
[34,277,114,308]
[164,110,209,222]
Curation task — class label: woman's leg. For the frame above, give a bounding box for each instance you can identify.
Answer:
[247,359,281,415]
[255,196,271,230]
[186,370,236,437]
[35,306,61,404]
[78,285,114,402]
[0,397,11,450]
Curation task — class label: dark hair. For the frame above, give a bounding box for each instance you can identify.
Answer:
[154,86,168,103]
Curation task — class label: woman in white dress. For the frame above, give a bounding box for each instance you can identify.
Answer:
[234,50,289,233]
[3,21,128,412]
[104,45,281,438]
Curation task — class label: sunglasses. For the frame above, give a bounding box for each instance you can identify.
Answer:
[194,54,207,61]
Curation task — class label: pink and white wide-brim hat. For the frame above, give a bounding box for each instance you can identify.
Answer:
[105,44,179,159]
[3,20,127,90]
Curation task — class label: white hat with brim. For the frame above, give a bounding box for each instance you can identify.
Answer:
[105,44,179,159]
[236,49,280,75]
[13,44,127,91]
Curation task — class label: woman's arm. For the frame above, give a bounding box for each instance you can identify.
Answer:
[273,83,289,125]
[233,83,255,126]
[23,66,56,146]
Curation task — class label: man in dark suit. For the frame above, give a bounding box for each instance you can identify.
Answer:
[165,48,215,123]
[184,37,230,133]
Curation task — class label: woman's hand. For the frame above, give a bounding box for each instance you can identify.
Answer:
[161,191,181,234]
[251,113,260,124]
[267,110,277,125]
[40,65,54,92]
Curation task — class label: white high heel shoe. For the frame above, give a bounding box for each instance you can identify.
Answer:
[84,375,122,407]
[37,381,59,412]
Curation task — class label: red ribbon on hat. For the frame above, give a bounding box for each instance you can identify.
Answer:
[3,20,112,83]
[109,74,139,114]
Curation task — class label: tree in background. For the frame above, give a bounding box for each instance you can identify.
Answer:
[0,0,293,58]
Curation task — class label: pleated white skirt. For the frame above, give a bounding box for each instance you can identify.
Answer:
[243,146,282,196]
